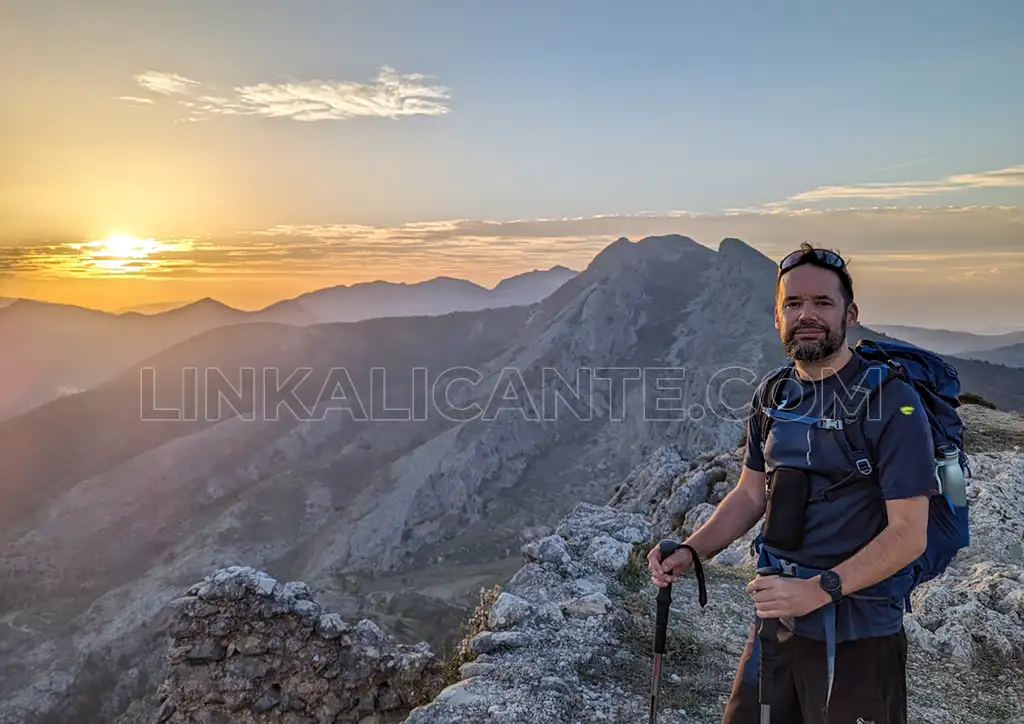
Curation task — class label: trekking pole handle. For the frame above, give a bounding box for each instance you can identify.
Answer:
[654,539,708,654]
[754,565,781,717]
[654,540,677,655]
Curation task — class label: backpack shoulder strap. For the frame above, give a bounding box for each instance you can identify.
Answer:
[841,359,907,459]
[812,360,906,502]
[755,362,795,448]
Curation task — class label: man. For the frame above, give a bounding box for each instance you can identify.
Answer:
[648,243,938,723]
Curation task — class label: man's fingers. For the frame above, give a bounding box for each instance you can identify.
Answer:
[647,549,663,571]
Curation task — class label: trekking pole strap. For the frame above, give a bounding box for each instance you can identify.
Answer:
[679,543,708,608]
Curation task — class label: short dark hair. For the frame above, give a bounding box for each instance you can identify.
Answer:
[775,242,855,309]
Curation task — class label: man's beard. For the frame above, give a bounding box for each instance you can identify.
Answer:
[783,320,847,361]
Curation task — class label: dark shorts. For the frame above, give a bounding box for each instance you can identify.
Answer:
[720,621,908,724]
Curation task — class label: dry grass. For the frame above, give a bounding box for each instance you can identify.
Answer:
[616,539,659,592]
[438,584,503,686]
[580,589,737,715]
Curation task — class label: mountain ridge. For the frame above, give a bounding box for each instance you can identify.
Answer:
[0,266,577,421]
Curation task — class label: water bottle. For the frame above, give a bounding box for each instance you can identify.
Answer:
[936,445,968,508]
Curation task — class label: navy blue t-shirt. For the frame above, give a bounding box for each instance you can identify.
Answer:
[744,349,939,640]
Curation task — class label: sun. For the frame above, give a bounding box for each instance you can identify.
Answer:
[69,233,167,275]
[88,233,162,259]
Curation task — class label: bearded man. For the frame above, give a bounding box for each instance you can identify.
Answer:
[648,243,937,724]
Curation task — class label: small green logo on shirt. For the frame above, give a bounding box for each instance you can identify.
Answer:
[900,405,914,415]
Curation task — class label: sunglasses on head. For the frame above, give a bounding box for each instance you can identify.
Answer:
[779,248,846,273]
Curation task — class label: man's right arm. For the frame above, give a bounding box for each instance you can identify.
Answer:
[687,383,771,560]
[649,465,766,584]
[650,381,771,582]
[683,464,767,560]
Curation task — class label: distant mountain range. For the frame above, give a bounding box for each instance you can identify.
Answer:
[869,323,1024,363]
[0,265,578,420]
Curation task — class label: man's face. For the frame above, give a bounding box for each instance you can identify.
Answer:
[775,263,857,362]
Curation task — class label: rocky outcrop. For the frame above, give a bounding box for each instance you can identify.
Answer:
[903,450,1024,669]
[609,443,758,567]
[154,567,444,723]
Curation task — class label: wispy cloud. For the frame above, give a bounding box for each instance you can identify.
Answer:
[773,164,1024,205]
[133,71,202,96]
[121,66,451,122]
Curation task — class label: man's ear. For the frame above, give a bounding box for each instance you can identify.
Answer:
[846,301,859,327]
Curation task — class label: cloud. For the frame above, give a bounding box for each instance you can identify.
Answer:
[121,66,450,122]
[772,164,1024,205]
[133,71,202,96]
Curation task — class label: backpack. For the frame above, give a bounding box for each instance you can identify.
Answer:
[756,337,971,599]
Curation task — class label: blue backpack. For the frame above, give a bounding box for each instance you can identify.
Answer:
[757,337,972,596]
[849,338,972,591]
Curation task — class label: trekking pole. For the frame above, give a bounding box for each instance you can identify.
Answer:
[649,539,707,724]
[755,565,781,724]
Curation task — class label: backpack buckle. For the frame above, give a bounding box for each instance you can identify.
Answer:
[818,418,843,430]
[856,458,873,476]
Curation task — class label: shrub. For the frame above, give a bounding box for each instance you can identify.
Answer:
[439,584,502,686]
[960,392,997,409]
[616,540,656,592]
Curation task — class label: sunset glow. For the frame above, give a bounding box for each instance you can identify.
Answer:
[1,2,1022,331]
[66,234,162,274]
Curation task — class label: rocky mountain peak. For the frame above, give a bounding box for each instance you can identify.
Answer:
[583,234,711,277]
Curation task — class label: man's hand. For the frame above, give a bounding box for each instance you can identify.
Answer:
[648,544,693,588]
[746,574,830,619]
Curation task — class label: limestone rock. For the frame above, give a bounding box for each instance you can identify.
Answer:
[487,592,533,631]
[156,566,444,723]
[681,502,716,538]
[522,535,572,568]
[904,452,1024,669]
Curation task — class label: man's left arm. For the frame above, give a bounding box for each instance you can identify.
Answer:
[828,381,939,596]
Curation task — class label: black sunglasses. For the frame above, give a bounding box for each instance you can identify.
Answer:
[779,248,846,273]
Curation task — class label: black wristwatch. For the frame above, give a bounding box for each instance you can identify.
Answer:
[819,570,843,603]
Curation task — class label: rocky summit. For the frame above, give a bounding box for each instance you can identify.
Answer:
[149,404,1024,723]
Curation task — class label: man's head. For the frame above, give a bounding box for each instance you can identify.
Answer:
[774,243,858,363]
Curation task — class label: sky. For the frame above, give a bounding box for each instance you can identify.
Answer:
[1,0,1022,332]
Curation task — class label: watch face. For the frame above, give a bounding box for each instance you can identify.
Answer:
[822,571,841,592]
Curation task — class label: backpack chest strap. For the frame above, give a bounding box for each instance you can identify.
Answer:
[762,407,845,430]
